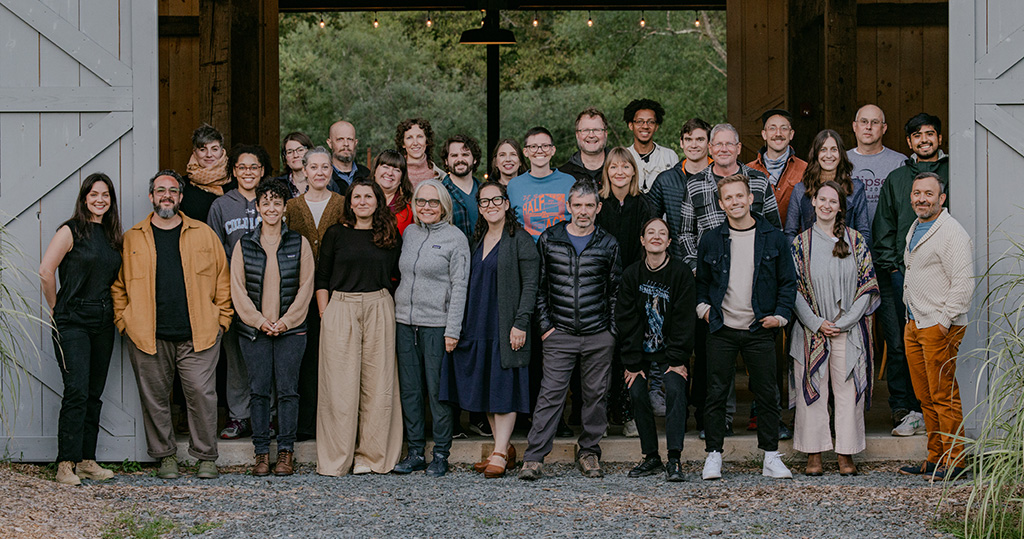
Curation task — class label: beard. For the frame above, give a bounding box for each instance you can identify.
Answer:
[153,199,180,219]
[335,153,353,164]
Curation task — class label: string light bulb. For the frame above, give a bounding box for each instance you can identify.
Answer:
[694,11,700,27]
[639,11,646,28]
[426,11,432,27]
[532,12,539,27]
[319,14,325,28]
[587,11,593,27]
[373,12,379,28]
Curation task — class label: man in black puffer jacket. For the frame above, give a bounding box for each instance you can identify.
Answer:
[519,180,622,481]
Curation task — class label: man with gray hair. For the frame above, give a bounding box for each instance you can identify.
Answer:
[520,179,622,481]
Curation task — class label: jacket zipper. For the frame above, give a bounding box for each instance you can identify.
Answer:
[409,227,430,326]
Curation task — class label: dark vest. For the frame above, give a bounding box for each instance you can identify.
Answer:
[235,224,305,340]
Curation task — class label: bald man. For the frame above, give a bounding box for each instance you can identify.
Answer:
[326,120,369,193]
[847,105,907,221]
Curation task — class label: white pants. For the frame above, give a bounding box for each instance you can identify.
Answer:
[793,333,866,455]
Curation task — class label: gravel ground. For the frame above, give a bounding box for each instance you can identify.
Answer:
[2,460,969,538]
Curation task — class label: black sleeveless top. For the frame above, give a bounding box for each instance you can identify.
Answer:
[53,221,122,317]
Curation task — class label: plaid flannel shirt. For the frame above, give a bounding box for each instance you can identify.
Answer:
[440,174,480,238]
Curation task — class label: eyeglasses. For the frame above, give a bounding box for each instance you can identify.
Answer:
[478,196,507,208]
[576,128,607,135]
[524,143,554,153]
[710,142,739,150]
[414,198,441,208]
[153,187,181,195]
[631,119,658,126]
[284,147,308,156]
[234,164,264,173]
[764,125,792,134]
[857,119,883,127]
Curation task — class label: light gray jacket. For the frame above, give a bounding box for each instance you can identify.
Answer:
[394,222,471,339]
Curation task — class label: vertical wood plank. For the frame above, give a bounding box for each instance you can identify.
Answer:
[875,25,903,151]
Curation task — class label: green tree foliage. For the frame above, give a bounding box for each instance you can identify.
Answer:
[279,10,726,169]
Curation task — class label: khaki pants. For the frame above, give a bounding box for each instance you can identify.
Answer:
[905,321,965,467]
[316,290,403,476]
[793,333,866,455]
[127,333,221,461]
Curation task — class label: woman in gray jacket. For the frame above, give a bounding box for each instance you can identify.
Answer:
[392,179,471,478]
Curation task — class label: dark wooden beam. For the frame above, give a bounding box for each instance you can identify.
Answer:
[278,0,725,12]
[159,15,200,37]
[857,2,948,27]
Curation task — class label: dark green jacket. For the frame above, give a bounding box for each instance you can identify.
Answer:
[871,152,949,273]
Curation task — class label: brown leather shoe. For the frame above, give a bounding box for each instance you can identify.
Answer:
[483,452,508,479]
[253,454,271,477]
[804,453,823,476]
[838,454,859,476]
[274,450,294,476]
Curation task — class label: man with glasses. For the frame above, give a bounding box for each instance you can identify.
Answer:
[848,104,907,221]
[326,120,369,193]
[113,170,233,480]
[560,108,610,185]
[747,109,807,223]
[623,99,679,193]
[507,126,576,241]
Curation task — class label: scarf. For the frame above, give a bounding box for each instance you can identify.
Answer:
[764,148,791,184]
[792,226,880,407]
[186,153,230,196]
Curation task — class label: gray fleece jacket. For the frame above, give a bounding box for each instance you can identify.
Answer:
[394,221,471,339]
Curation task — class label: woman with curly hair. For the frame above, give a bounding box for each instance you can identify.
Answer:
[395,118,445,188]
[315,180,403,476]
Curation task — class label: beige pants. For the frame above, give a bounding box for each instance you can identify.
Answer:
[316,290,403,476]
[793,333,866,455]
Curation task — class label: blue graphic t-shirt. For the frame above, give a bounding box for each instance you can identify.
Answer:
[507,169,576,241]
[640,279,670,353]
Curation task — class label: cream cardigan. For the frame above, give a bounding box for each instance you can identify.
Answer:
[903,209,974,329]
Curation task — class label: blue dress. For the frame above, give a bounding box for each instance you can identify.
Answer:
[441,240,530,414]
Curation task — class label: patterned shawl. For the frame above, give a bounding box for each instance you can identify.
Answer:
[186,153,230,196]
[792,226,880,407]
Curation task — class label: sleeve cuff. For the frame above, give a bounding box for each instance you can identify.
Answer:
[696,303,711,319]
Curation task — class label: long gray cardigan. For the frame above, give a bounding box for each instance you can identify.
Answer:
[472,226,540,369]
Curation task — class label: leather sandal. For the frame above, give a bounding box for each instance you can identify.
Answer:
[484,452,508,478]
[804,453,823,476]
[505,444,517,471]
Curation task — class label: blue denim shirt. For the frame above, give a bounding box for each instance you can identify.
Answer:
[695,214,797,333]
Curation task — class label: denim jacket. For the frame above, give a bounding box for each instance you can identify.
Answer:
[695,214,797,333]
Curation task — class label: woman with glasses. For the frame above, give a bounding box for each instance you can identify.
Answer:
[489,138,527,186]
[275,131,314,198]
[371,149,415,235]
[392,179,471,477]
[442,181,539,478]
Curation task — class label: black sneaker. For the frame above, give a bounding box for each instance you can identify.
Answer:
[778,423,793,441]
[628,455,665,478]
[931,466,970,482]
[556,419,574,438]
[666,458,686,482]
[899,461,936,476]
[393,452,427,474]
[425,454,448,477]
[451,424,469,439]
[724,424,735,437]
[468,419,493,437]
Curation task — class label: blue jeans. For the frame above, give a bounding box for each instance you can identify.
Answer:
[397,324,453,458]
[877,268,921,413]
[239,332,305,453]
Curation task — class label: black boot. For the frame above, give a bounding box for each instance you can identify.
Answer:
[628,455,665,478]
[393,450,427,474]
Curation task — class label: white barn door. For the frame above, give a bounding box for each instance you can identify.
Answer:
[0,0,157,461]
[949,0,1024,433]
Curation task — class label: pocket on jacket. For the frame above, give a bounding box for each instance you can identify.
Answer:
[194,248,216,276]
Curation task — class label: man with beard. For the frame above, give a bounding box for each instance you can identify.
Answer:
[873,113,949,436]
[439,134,483,237]
[560,108,610,185]
[747,109,807,222]
[623,99,679,193]
[325,120,369,193]
[112,170,233,481]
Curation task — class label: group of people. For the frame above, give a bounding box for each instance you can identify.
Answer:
[41,98,974,486]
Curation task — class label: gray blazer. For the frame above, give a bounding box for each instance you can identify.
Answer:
[473,226,540,369]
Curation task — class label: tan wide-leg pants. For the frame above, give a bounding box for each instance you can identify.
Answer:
[316,290,403,476]
[793,333,866,455]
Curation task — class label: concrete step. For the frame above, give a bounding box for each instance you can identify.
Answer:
[178,431,926,467]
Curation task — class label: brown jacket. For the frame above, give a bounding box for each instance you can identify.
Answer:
[748,149,807,222]
[112,212,233,354]
[283,192,345,266]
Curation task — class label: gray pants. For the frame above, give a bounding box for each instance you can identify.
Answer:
[222,326,250,420]
[127,332,221,461]
[396,324,453,458]
[525,329,614,462]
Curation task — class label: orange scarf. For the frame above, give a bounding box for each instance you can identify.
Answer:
[186,153,230,196]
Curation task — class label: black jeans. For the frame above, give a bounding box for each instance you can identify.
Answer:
[239,332,305,453]
[690,317,709,429]
[878,268,921,413]
[53,299,116,463]
[705,327,779,453]
[629,364,687,458]
[296,299,320,438]
[396,324,453,458]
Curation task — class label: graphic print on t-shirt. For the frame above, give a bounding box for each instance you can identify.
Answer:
[640,280,670,353]
[521,193,568,237]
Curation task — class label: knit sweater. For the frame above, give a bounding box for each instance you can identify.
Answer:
[393,222,471,339]
[903,209,973,329]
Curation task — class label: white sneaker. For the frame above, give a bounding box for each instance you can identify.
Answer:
[891,411,926,436]
[622,419,639,437]
[762,451,793,479]
[702,451,723,480]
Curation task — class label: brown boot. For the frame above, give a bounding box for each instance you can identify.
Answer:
[804,453,823,476]
[273,450,294,476]
[838,454,859,476]
[253,454,271,476]
[76,460,114,481]
[56,461,81,486]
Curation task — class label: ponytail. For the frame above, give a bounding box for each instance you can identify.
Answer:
[832,211,851,258]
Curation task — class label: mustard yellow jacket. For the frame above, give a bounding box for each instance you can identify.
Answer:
[112,212,233,354]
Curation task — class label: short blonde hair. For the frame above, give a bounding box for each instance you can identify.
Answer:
[411,179,453,225]
[599,147,641,199]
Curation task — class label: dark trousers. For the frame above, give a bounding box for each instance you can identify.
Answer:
[296,300,320,438]
[53,300,116,463]
[705,327,779,453]
[525,330,614,462]
[878,268,921,413]
[239,332,304,454]
[606,343,632,423]
[629,365,687,458]
[690,318,710,429]
[396,324,453,458]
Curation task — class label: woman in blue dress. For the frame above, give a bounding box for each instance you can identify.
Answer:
[442,181,540,478]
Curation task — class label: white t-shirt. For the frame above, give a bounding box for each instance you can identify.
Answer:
[306,197,330,229]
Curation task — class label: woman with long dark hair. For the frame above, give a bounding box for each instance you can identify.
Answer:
[790,180,880,476]
[40,173,124,485]
[489,138,527,185]
[785,130,870,244]
[315,180,403,476]
[442,181,539,478]
[371,149,415,235]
